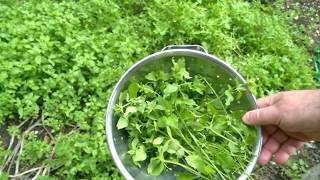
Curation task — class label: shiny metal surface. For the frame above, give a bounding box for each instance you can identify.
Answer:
[106,45,262,180]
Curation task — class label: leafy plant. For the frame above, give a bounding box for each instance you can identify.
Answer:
[114,59,257,179]
[282,159,309,179]
[20,139,51,166]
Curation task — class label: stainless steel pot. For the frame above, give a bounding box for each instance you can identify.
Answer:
[106,45,262,180]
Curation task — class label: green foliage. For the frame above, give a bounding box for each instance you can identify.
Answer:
[0,173,8,180]
[114,59,256,179]
[0,140,6,165]
[282,159,309,179]
[0,0,315,179]
[36,176,58,180]
[20,139,51,166]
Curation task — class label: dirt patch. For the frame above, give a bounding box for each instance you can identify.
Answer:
[254,142,320,179]
[285,0,320,47]
[0,123,11,148]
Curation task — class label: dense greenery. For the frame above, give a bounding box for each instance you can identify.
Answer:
[0,0,315,179]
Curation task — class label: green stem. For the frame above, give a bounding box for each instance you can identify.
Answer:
[177,129,196,151]
[202,77,228,114]
[180,115,227,179]
[207,127,237,145]
[163,160,210,180]
[230,125,244,142]
[186,130,227,180]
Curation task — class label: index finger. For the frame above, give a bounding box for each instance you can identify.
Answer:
[256,95,274,108]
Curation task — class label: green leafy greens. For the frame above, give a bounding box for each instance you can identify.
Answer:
[114,59,257,179]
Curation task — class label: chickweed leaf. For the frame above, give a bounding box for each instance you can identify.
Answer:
[147,158,165,176]
[124,106,137,117]
[172,59,191,80]
[163,83,179,96]
[153,137,164,145]
[145,72,157,81]
[117,117,128,129]
[133,146,147,162]
[225,85,235,107]
[128,83,139,98]
[185,154,204,170]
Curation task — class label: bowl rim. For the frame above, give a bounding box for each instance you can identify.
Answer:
[106,48,262,180]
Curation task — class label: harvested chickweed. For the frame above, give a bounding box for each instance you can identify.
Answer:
[114,58,256,180]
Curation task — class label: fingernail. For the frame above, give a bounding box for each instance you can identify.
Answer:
[242,113,250,123]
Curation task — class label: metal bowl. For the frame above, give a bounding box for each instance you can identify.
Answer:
[106,45,262,180]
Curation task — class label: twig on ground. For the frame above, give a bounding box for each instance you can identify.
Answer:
[15,136,24,175]
[0,135,15,173]
[1,117,31,172]
[6,140,22,173]
[17,118,31,128]
[3,119,40,173]
[31,164,44,180]
[40,125,54,141]
[8,166,42,178]
[42,166,48,176]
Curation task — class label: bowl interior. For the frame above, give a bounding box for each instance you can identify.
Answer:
[107,51,261,180]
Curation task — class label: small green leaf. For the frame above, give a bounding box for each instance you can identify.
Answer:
[185,154,203,170]
[167,140,180,154]
[153,137,164,145]
[216,152,234,172]
[158,115,178,128]
[163,83,179,96]
[228,141,239,153]
[117,117,128,129]
[176,148,185,158]
[133,146,147,162]
[130,138,139,150]
[145,72,157,81]
[7,126,20,136]
[172,59,190,80]
[176,98,197,107]
[211,99,224,109]
[158,71,169,81]
[124,106,137,117]
[147,158,165,176]
[204,165,215,174]
[128,83,139,98]
[140,84,155,96]
[190,78,206,94]
[225,85,235,107]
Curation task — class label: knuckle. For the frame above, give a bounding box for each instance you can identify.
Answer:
[274,92,285,102]
[272,107,283,126]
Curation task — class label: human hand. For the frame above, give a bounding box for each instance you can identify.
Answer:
[242,90,320,165]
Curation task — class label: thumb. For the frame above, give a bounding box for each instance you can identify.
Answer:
[242,106,280,126]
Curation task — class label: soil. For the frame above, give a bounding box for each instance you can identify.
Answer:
[285,0,320,48]
[0,123,11,148]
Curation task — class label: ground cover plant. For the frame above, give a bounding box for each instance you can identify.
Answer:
[0,0,315,179]
[114,59,256,179]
